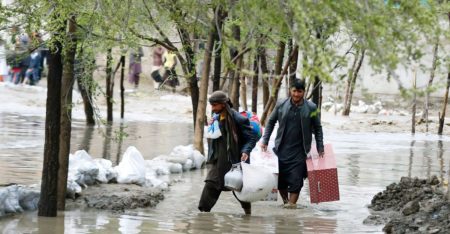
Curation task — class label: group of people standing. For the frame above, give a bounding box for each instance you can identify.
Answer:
[128,46,179,90]
[0,32,46,86]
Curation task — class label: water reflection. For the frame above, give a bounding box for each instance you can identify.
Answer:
[437,140,445,182]
[0,112,194,185]
[116,122,125,165]
[102,124,113,161]
[408,140,415,177]
[79,125,94,152]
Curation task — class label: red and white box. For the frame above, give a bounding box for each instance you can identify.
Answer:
[306,144,340,204]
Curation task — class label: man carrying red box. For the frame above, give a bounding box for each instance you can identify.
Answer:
[261,79,324,209]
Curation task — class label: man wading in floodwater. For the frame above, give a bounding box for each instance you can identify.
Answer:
[198,91,257,215]
[261,79,324,209]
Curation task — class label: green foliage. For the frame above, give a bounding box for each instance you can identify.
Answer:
[1,0,446,108]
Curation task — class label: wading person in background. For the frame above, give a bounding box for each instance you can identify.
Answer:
[128,47,144,89]
[162,50,179,90]
[198,91,257,215]
[261,79,324,209]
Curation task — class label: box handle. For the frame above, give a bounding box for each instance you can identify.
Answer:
[318,181,321,193]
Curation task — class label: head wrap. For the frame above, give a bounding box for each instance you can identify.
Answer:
[209,91,229,104]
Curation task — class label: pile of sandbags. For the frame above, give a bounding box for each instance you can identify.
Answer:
[0,185,40,217]
[66,150,118,198]
[152,145,205,172]
[0,144,206,217]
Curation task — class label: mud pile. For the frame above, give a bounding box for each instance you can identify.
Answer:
[364,176,450,233]
[66,183,164,211]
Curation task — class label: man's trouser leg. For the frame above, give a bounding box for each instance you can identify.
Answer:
[198,181,221,212]
[233,192,251,214]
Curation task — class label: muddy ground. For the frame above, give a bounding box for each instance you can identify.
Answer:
[65,183,165,212]
[364,176,450,234]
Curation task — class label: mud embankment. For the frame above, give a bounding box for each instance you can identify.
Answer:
[364,176,450,234]
[65,183,164,212]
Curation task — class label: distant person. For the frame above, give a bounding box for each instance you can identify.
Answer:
[198,91,257,215]
[151,46,165,89]
[261,79,324,209]
[128,47,144,89]
[7,51,28,85]
[162,50,179,89]
[24,50,42,85]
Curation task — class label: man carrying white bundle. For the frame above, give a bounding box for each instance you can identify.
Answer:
[198,91,257,215]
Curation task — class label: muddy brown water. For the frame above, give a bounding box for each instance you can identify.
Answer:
[0,113,449,233]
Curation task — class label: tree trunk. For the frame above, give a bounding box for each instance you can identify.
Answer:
[438,72,449,135]
[76,50,95,125]
[193,23,216,154]
[251,54,259,113]
[423,40,439,132]
[240,75,247,111]
[212,40,222,91]
[38,35,63,218]
[342,51,359,116]
[106,48,113,122]
[57,17,77,211]
[260,46,298,126]
[288,39,299,94]
[229,25,241,110]
[311,77,322,108]
[240,55,248,111]
[212,8,225,91]
[259,48,269,108]
[178,28,199,127]
[342,50,366,116]
[273,41,286,86]
[120,55,125,119]
[412,69,417,134]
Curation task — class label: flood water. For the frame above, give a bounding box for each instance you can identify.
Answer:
[1,112,449,233]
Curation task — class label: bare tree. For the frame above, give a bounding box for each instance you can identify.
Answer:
[105,48,113,122]
[342,49,365,116]
[251,54,259,113]
[423,40,439,132]
[260,46,298,125]
[438,72,449,135]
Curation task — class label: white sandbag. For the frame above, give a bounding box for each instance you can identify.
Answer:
[182,159,193,171]
[17,187,40,211]
[69,150,99,186]
[235,162,277,203]
[4,185,23,213]
[146,159,171,176]
[170,145,194,159]
[66,178,82,199]
[94,158,116,183]
[154,154,189,165]
[191,150,205,169]
[115,146,147,185]
[145,172,169,189]
[0,188,8,216]
[169,163,183,174]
